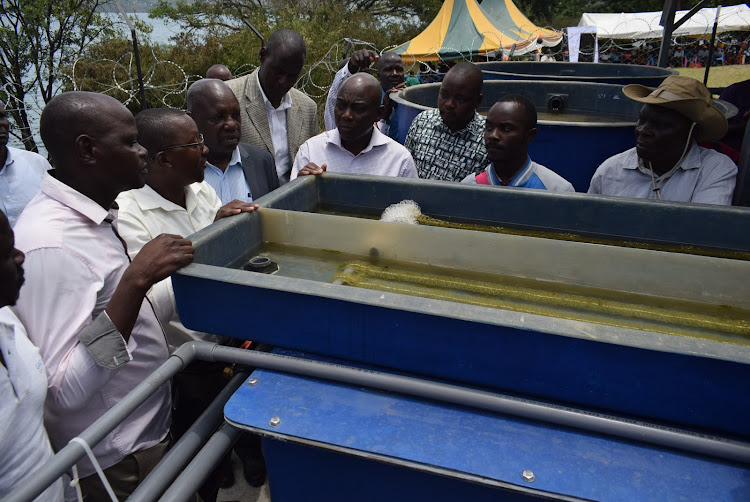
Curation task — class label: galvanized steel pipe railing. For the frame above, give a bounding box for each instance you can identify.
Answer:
[6,341,750,502]
[127,369,251,502]
[158,423,243,502]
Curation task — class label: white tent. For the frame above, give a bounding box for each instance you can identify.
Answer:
[578,4,750,39]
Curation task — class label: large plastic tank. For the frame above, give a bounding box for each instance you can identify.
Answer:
[392,80,642,191]
[477,61,677,86]
[173,175,750,498]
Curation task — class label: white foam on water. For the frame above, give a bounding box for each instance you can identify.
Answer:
[380,200,422,225]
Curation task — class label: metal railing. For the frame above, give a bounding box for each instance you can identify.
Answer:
[5,341,750,502]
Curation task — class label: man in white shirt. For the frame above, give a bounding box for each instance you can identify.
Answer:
[225,29,318,185]
[462,94,575,192]
[324,50,406,140]
[116,108,258,500]
[0,102,51,227]
[0,210,64,502]
[187,79,279,204]
[588,76,736,205]
[12,91,195,500]
[291,73,418,180]
[117,108,258,348]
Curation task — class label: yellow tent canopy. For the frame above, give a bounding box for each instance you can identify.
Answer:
[393,0,563,62]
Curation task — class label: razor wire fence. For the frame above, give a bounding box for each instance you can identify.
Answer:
[4,25,750,155]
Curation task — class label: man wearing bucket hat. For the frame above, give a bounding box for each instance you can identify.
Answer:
[588,75,737,205]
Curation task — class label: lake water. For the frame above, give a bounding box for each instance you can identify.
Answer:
[108,12,186,45]
[8,12,180,152]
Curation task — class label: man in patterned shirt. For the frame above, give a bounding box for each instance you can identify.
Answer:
[404,62,488,181]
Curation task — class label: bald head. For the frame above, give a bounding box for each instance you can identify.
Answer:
[377,52,405,91]
[40,91,129,167]
[341,73,382,107]
[188,79,242,160]
[187,78,237,113]
[40,91,147,207]
[206,64,232,81]
[335,74,384,146]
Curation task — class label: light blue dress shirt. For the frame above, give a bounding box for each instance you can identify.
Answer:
[203,146,253,205]
[0,146,50,226]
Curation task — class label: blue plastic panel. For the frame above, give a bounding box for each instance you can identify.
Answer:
[175,270,750,439]
[226,351,750,502]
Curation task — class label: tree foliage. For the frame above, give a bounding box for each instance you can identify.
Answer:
[73,0,750,126]
[74,0,442,113]
[149,0,442,56]
[0,0,114,151]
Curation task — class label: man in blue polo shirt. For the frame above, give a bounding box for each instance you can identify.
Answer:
[462,94,574,192]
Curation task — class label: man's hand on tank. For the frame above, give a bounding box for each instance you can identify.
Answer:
[126,234,194,291]
[383,82,406,110]
[215,201,259,221]
[298,162,327,177]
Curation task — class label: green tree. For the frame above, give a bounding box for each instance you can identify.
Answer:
[149,0,442,55]
[0,0,114,151]
[134,0,442,112]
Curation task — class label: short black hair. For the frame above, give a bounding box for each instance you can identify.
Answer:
[40,91,119,167]
[134,108,186,156]
[265,29,306,57]
[496,94,537,130]
[445,61,483,97]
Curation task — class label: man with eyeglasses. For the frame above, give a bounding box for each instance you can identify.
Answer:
[115,107,258,501]
[117,108,257,349]
[187,78,279,204]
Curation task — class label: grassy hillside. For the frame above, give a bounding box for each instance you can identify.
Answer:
[676,64,750,88]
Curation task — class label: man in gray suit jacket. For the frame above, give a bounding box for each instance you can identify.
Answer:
[188,79,280,203]
[224,29,318,185]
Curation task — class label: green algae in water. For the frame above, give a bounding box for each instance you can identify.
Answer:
[248,243,750,346]
[329,259,750,346]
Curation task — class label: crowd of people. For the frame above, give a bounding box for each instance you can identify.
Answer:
[0,26,748,501]
[538,40,750,67]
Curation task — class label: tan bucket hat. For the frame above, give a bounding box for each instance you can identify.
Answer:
[623,75,728,142]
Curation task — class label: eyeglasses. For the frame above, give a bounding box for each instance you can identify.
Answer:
[152,134,204,159]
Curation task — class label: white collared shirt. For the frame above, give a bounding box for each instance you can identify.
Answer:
[116,181,225,351]
[588,144,737,205]
[256,73,292,184]
[203,146,253,204]
[290,127,418,180]
[12,173,171,477]
[324,64,353,131]
[0,146,50,226]
[0,307,64,502]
